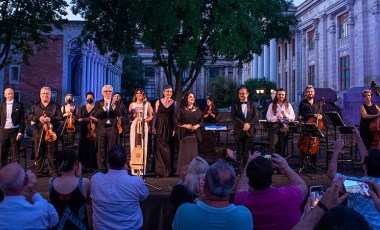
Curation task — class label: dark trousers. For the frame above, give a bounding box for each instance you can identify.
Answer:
[33,131,58,175]
[235,132,253,171]
[0,128,19,167]
[97,126,117,171]
[269,131,288,155]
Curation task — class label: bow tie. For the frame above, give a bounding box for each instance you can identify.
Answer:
[240,101,248,104]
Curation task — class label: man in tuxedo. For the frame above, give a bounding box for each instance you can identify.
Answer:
[231,87,257,172]
[0,88,25,167]
[27,87,62,176]
[92,85,121,171]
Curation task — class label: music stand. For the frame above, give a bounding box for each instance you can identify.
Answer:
[325,112,345,140]
[298,123,324,180]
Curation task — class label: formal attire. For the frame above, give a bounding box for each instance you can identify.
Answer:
[61,105,78,147]
[77,105,97,169]
[154,100,175,177]
[92,99,120,171]
[175,107,203,175]
[115,101,128,145]
[0,193,59,229]
[231,100,257,170]
[130,102,151,175]
[49,177,88,230]
[91,170,149,230]
[27,101,63,176]
[266,103,295,155]
[0,100,25,167]
[203,106,218,124]
[360,104,378,150]
[172,200,253,230]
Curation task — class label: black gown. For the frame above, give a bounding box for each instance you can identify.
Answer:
[77,106,97,168]
[360,103,378,150]
[154,100,175,177]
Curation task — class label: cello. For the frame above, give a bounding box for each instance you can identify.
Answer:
[298,98,325,155]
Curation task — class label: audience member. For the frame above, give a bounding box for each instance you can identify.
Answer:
[170,156,209,220]
[327,128,380,229]
[0,163,58,229]
[91,145,149,230]
[172,159,253,230]
[234,152,307,230]
[48,148,91,229]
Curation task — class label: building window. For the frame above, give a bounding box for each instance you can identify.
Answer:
[308,65,315,86]
[338,13,349,39]
[340,56,350,90]
[13,90,20,102]
[308,30,315,51]
[209,67,222,78]
[144,66,156,98]
[284,43,288,60]
[292,39,295,57]
[277,46,281,62]
[9,65,20,83]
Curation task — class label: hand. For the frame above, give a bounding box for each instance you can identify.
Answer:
[243,123,250,131]
[152,128,156,135]
[277,114,284,120]
[271,153,289,171]
[24,170,37,196]
[319,177,349,210]
[316,114,323,120]
[333,138,344,153]
[248,151,261,163]
[366,180,380,212]
[16,134,23,141]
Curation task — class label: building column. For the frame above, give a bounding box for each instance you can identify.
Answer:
[81,47,88,104]
[269,39,277,82]
[253,54,258,78]
[257,51,263,78]
[264,45,270,79]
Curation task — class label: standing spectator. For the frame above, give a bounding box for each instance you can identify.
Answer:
[235,152,307,230]
[175,92,203,175]
[0,163,58,229]
[172,159,253,230]
[0,87,25,167]
[153,85,175,177]
[91,145,149,230]
[27,87,63,176]
[48,148,90,230]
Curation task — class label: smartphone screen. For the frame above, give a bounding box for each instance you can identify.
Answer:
[343,179,372,196]
[310,185,323,208]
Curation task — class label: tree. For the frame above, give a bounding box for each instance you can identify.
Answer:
[72,0,296,102]
[121,54,146,99]
[209,76,237,108]
[243,78,277,111]
[0,0,68,71]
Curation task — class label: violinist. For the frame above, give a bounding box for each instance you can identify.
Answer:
[61,94,78,146]
[266,88,295,156]
[77,92,98,170]
[359,90,380,150]
[298,85,323,168]
[112,92,128,145]
[27,87,63,177]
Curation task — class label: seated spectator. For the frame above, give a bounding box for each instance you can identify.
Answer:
[292,177,369,230]
[170,156,209,219]
[327,128,380,229]
[234,152,307,230]
[91,145,149,230]
[172,159,253,230]
[0,163,58,229]
[48,148,91,229]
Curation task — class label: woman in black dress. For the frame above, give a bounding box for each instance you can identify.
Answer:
[203,97,218,124]
[77,92,97,169]
[153,85,175,177]
[359,89,380,150]
[175,92,203,175]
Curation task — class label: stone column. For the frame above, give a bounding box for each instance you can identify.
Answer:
[269,39,277,82]
[313,19,320,87]
[81,47,87,104]
[264,45,270,79]
[253,54,258,78]
[258,51,263,78]
[347,4,355,88]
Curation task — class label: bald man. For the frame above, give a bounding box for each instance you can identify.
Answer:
[0,88,25,167]
[0,163,58,228]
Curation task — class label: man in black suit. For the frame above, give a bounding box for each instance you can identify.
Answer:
[231,87,257,172]
[0,88,25,167]
[92,85,121,171]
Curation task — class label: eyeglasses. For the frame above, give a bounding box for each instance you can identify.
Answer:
[103,91,113,93]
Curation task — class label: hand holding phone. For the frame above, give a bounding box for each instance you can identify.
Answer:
[343,179,373,196]
[310,185,323,208]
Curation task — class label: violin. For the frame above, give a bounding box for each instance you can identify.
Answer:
[87,118,97,141]
[66,115,75,133]
[117,119,123,134]
[42,112,57,142]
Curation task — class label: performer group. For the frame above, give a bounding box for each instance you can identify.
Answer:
[0,83,375,177]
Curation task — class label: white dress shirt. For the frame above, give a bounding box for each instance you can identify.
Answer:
[266,103,295,122]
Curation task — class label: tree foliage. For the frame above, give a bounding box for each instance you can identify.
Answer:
[72,0,296,102]
[208,76,237,108]
[243,78,277,110]
[121,54,146,99]
[0,0,68,71]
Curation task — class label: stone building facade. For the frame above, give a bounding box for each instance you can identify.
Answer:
[0,21,122,108]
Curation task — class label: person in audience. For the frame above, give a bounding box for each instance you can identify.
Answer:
[91,145,149,230]
[327,127,380,229]
[0,163,58,229]
[367,180,380,212]
[172,159,253,230]
[234,151,307,230]
[170,156,209,220]
[48,148,91,230]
